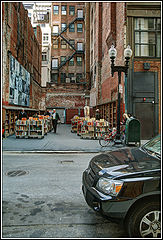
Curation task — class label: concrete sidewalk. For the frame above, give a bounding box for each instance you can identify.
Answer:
[2,124,147,153]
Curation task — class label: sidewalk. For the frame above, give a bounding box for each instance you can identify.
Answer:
[2,124,148,153]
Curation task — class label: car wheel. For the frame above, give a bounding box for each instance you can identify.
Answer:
[126,201,161,238]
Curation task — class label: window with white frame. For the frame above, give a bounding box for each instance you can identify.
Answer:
[52,58,58,69]
[69,40,75,49]
[76,56,82,66]
[53,25,59,34]
[53,5,59,15]
[69,6,75,16]
[69,23,75,32]
[77,23,83,32]
[53,39,59,49]
[77,42,83,51]
[61,23,67,32]
[61,40,67,49]
[69,57,74,66]
[77,9,83,18]
[61,5,67,15]
[61,56,66,64]
[134,18,161,57]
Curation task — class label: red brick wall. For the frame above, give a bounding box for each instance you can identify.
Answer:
[2,2,42,109]
[101,2,125,104]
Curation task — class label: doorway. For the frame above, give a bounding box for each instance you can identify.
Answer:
[131,71,158,140]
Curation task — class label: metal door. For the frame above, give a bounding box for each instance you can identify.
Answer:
[131,71,158,140]
[134,102,154,140]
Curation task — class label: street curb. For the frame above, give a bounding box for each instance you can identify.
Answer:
[2,151,101,154]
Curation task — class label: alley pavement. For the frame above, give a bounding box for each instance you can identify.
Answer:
[2,124,147,153]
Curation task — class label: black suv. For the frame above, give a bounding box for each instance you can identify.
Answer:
[82,135,161,238]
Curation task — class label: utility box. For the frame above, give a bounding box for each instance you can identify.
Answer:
[125,118,141,146]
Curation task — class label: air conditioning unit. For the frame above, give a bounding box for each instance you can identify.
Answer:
[66,78,70,83]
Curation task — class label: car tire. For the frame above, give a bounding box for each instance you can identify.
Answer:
[126,201,161,238]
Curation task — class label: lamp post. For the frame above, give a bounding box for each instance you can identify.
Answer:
[109,44,132,144]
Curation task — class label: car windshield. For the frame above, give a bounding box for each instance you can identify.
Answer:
[142,135,161,157]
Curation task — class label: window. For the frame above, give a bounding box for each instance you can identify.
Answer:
[61,5,67,15]
[77,23,83,32]
[77,9,83,18]
[43,33,49,42]
[77,42,83,51]
[76,73,83,83]
[76,56,82,66]
[51,73,58,83]
[53,5,59,15]
[69,23,75,32]
[53,39,59,49]
[69,57,74,66]
[61,56,66,64]
[61,23,67,32]
[69,6,75,15]
[33,27,37,37]
[42,52,47,61]
[69,40,75,49]
[60,73,66,83]
[28,13,31,21]
[134,18,161,57]
[38,14,44,20]
[61,40,67,49]
[68,73,74,82]
[53,25,59,35]
[52,59,58,69]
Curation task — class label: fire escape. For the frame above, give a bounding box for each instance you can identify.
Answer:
[51,15,85,83]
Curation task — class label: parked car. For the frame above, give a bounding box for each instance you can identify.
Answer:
[82,135,161,238]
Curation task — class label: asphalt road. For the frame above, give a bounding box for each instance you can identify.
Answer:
[2,152,128,238]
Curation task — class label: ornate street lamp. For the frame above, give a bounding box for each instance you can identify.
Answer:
[109,44,132,144]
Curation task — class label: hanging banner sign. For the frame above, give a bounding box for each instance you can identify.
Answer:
[9,55,30,106]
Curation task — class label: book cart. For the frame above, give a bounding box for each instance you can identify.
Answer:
[15,116,53,139]
[95,119,110,139]
[80,118,96,139]
[15,119,29,138]
[3,109,18,137]
[78,118,110,140]
[28,118,44,138]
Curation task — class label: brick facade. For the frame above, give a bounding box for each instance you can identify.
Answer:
[89,2,126,125]
[2,2,42,109]
[88,2,161,137]
[46,2,89,123]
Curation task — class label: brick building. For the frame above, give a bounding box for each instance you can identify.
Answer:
[126,2,161,139]
[2,2,42,136]
[2,2,161,139]
[45,2,90,123]
[86,2,161,139]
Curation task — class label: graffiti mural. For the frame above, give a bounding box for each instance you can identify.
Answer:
[9,55,30,106]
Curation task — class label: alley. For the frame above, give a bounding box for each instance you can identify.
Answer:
[2,152,127,238]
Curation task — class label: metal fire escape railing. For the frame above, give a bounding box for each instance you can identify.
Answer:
[51,16,84,70]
